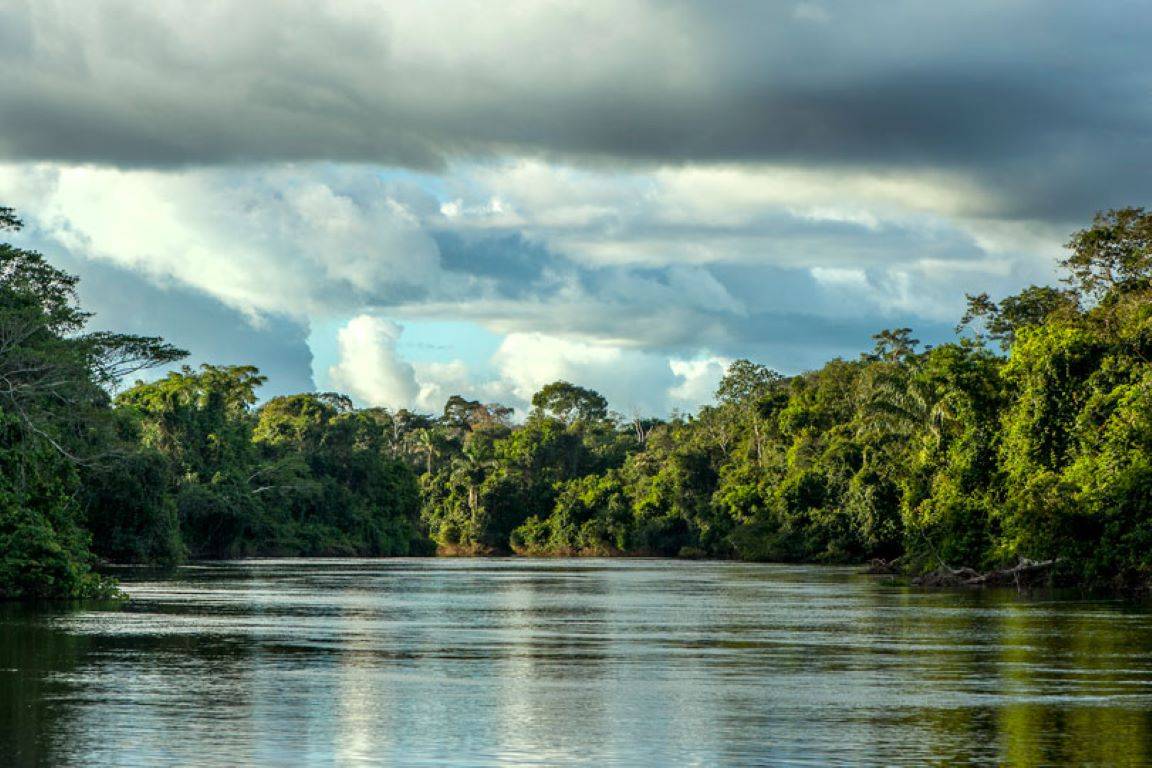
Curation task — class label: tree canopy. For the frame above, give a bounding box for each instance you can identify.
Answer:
[531,381,609,424]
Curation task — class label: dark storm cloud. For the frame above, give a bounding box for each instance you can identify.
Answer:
[2,1,1150,220]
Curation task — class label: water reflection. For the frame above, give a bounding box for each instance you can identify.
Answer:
[2,560,1152,766]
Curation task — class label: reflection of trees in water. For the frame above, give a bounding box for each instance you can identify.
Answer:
[704,577,1152,766]
[917,591,1152,766]
[1,598,265,766]
[995,599,1152,766]
[0,605,90,765]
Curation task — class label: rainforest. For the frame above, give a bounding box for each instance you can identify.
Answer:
[3,204,1152,599]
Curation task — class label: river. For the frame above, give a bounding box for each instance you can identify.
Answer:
[3,559,1152,766]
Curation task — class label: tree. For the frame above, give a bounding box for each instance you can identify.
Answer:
[531,381,608,424]
[958,286,1080,347]
[0,206,184,597]
[715,360,783,406]
[1062,207,1152,301]
[117,365,265,475]
[715,360,784,467]
[115,365,266,558]
[253,393,340,452]
[441,395,484,430]
[412,429,437,475]
[0,207,21,232]
[866,328,919,363]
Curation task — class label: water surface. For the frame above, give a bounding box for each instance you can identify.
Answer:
[3,559,1152,766]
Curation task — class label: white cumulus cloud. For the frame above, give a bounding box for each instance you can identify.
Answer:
[328,315,419,409]
[668,356,731,409]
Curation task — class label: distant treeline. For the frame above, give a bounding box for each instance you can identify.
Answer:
[3,204,1152,598]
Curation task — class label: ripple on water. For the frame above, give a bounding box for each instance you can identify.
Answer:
[3,559,1152,767]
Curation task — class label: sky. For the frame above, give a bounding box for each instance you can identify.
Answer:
[1,0,1149,417]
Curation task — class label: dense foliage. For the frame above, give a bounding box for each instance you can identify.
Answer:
[0,208,424,598]
[0,208,183,598]
[4,205,1152,598]
[417,207,1152,589]
[112,371,425,560]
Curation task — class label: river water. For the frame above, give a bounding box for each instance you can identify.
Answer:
[3,559,1152,766]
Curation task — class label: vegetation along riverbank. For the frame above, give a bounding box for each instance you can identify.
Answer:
[3,204,1152,598]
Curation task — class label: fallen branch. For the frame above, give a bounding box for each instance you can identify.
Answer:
[913,558,1059,588]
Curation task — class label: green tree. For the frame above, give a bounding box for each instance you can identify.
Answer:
[958,286,1080,347]
[0,207,183,597]
[531,381,609,424]
[1062,207,1152,301]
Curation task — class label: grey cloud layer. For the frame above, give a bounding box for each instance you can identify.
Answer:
[40,237,316,396]
[1,1,1145,412]
[0,159,1056,379]
[2,1,1150,219]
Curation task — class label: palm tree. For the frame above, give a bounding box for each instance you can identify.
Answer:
[451,448,495,523]
[858,364,961,449]
[413,429,444,475]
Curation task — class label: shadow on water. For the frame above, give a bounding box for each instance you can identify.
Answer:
[1,602,89,766]
[2,560,1152,766]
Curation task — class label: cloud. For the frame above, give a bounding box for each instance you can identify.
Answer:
[1,156,1069,389]
[792,3,831,25]
[328,315,419,408]
[6,0,1141,416]
[0,163,443,321]
[64,246,316,397]
[668,357,730,410]
[1,2,1150,219]
[322,321,731,418]
[491,332,703,416]
[0,0,700,167]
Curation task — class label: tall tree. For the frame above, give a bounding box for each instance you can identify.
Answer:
[0,207,184,597]
[1062,207,1152,301]
[531,381,609,424]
